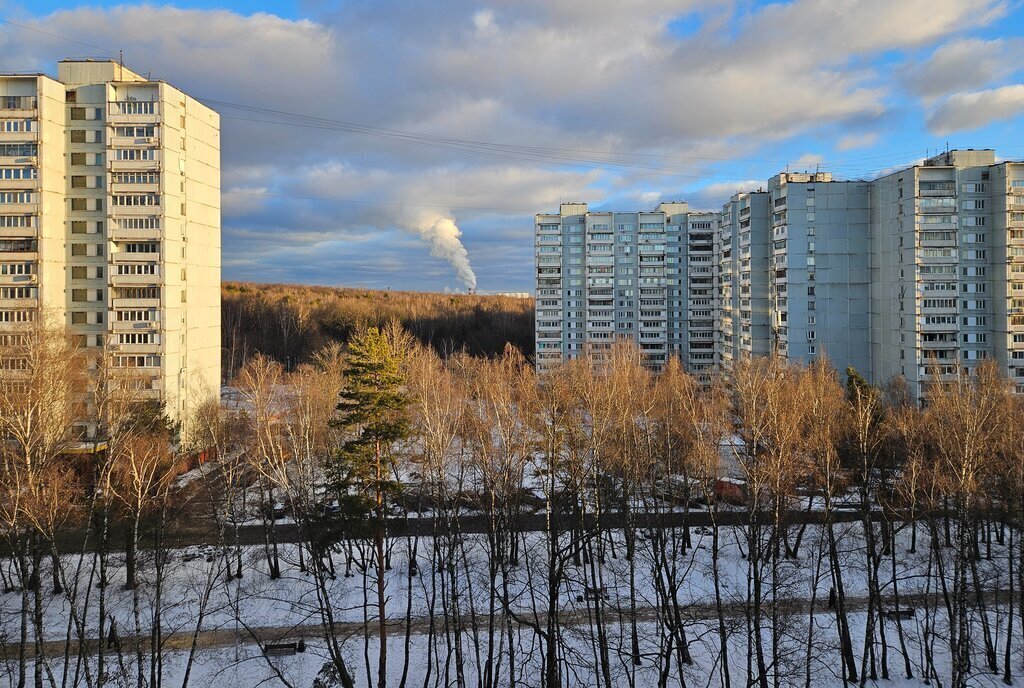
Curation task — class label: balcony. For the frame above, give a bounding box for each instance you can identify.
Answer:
[110,181,161,195]
[0,202,37,216]
[920,338,956,349]
[107,102,161,125]
[109,135,160,149]
[111,250,161,264]
[0,154,36,167]
[107,225,161,241]
[110,203,162,218]
[919,320,957,332]
[110,318,159,332]
[109,341,162,355]
[0,296,37,308]
[0,226,36,239]
[108,155,160,172]
[0,130,38,144]
[110,271,161,286]
[0,272,35,285]
[0,105,37,119]
[0,176,39,191]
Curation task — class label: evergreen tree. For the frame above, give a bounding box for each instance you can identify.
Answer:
[329,326,410,688]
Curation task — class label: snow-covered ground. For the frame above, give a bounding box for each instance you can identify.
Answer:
[0,519,1018,686]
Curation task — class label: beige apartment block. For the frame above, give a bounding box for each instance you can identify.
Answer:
[0,60,220,435]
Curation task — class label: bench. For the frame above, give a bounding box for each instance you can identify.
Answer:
[576,586,610,602]
[263,639,306,656]
[882,608,915,621]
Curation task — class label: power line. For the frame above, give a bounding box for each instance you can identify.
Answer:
[0,17,986,182]
[0,18,113,54]
[223,187,538,214]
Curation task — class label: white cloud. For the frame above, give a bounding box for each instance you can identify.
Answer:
[837,132,879,151]
[684,180,764,212]
[472,9,498,38]
[0,0,1010,289]
[793,153,825,167]
[902,37,1024,101]
[928,84,1024,134]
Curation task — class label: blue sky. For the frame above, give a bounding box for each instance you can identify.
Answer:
[3,0,1024,292]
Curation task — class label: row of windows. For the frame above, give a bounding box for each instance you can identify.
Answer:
[0,240,36,252]
[111,172,160,184]
[112,101,157,115]
[111,194,160,207]
[1,96,36,110]
[0,310,33,322]
[0,287,34,299]
[113,125,156,138]
[0,120,34,133]
[0,263,32,276]
[0,143,37,157]
[113,355,161,368]
[113,148,157,161]
[0,167,37,180]
[0,215,33,227]
[0,192,34,204]
[115,263,158,275]
[117,332,158,344]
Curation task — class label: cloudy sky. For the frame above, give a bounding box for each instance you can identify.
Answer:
[3,0,1024,292]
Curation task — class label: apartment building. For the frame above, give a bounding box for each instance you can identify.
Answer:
[534,201,715,374]
[535,149,1024,395]
[0,60,220,433]
[871,149,1024,397]
[717,191,771,372]
[767,172,872,376]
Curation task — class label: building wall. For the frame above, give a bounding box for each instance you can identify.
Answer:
[768,173,871,376]
[535,201,714,373]
[0,75,66,331]
[0,61,220,434]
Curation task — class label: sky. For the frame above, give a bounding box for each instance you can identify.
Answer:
[3,0,1024,293]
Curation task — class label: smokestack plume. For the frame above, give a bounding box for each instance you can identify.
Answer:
[410,212,477,291]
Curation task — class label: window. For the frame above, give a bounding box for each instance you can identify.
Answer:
[70,107,86,120]
[112,101,156,115]
[113,148,157,161]
[111,194,160,207]
[70,130,86,143]
[0,168,37,180]
[113,125,156,137]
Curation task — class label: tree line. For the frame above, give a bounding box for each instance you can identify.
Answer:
[221,282,534,379]
[1,321,1024,688]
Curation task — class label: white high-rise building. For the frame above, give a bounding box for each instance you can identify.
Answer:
[0,60,221,432]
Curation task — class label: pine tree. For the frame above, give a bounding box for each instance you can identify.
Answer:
[330,326,410,688]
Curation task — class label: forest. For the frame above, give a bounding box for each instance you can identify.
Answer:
[221,282,535,378]
[0,321,1023,688]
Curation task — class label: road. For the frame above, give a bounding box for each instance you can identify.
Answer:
[1,589,1000,658]
[41,507,898,554]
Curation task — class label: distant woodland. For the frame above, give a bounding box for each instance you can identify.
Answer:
[222,282,535,378]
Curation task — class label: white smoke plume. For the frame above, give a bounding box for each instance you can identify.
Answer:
[408,212,478,291]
